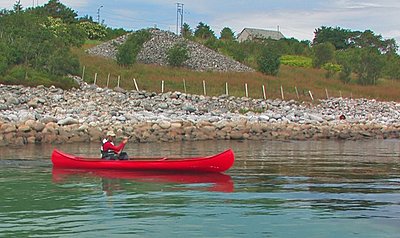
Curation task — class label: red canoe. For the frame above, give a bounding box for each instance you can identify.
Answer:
[51,149,235,173]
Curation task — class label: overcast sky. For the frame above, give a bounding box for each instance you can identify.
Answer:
[1,0,399,44]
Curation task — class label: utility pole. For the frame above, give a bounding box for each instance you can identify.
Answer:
[97,5,103,24]
[176,3,184,35]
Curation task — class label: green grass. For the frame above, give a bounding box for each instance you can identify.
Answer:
[82,40,104,50]
[73,47,400,102]
[280,55,313,68]
[0,66,79,89]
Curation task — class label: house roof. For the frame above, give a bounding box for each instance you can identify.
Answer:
[239,28,285,40]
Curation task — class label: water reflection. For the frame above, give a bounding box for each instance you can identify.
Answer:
[52,168,234,193]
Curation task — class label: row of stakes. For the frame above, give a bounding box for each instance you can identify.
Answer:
[83,67,348,101]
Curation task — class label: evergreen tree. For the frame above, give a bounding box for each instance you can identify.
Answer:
[220,27,235,41]
[181,23,193,39]
[194,22,216,40]
[13,0,23,12]
[35,0,78,23]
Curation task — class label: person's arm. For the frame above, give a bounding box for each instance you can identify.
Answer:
[104,140,127,154]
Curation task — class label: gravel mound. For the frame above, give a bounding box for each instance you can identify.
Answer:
[87,29,254,72]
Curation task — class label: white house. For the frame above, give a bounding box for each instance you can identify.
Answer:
[237,28,285,42]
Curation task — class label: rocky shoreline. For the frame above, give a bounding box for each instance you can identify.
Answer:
[0,81,399,147]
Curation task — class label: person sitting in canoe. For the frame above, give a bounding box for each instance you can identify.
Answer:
[101,131,129,160]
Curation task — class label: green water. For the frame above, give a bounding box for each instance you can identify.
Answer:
[1,140,399,237]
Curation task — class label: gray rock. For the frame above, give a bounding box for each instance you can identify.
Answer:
[40,117,58,124]
[158,103,169,109]
[19,111,36,121]
[27,98,39,108]
[57,117,79,126]
[272,114,283,120]
[159,121,171,129]
[258,115,270,121]
[308,114,325,123]
[52,95,64,102]
[182,104,197,113]
[116,116,126,121]
[143,103,153,111]
[7,97,19,105]
[0,104,8,110]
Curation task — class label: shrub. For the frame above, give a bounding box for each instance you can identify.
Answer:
[257,48,281,76]
[0,55,8,75]
[354,48,385,85]
[117,41,138,66]
[78,21,107,40]
[167,43,190,67]
[116,29,151,66]
[219,41,246,63]
[339,64,352,84]
[280,55,312,68]
[103,27,128,41]
[322,62,341,78]
[48,49,80,76]
[0,66,78,89]
[312,42,335,68]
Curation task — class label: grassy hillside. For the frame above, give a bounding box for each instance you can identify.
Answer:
[74,47,400,102]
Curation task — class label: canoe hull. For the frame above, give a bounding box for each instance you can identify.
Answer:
[51,149,235,173]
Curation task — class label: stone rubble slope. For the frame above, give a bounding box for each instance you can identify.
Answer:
[87,29,254,72]
[0,81,399,146]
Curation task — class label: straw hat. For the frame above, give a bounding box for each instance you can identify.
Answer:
[106,131,116,137]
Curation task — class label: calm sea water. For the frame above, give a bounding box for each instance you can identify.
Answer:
[0,140,399,238]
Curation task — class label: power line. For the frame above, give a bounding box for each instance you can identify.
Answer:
[87,8,175,27]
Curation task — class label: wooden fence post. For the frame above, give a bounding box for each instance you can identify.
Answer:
[225,82,229,96]
[325,88,329,99]
[280,85,284,100]
[308,90,314,101]
[82,66,85,81]
[339,90,342,98]
[93,73,97,85]
[106,73,110,88]
[295,86,299,100]
[133,78,139,91]
[183,79,187,93]
[245,83,248,97]
[203,80,206,96]
[117,75,120,88]
[262,85,266,100]
[161,80,164,93]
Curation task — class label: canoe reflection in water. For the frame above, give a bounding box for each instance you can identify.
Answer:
[52,168,234,194]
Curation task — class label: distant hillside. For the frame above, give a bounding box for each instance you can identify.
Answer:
[87,29,254,73]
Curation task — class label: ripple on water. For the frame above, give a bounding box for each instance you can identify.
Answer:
[0,140,400,237]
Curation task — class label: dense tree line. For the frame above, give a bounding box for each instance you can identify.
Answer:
[182,22,310,76]
[181,22,399,84]
[0,0,127,88]
[1,1,399,87]
[312,26,400,85]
